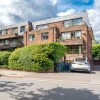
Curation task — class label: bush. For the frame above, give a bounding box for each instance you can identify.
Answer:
[92,44,100,57]
[0,51,11,66]
[9,43,66,72]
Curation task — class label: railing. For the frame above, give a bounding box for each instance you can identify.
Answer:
[0,33,18,39]
[67,49,79,54]
[0,43,24,49]
[60,39,83,45]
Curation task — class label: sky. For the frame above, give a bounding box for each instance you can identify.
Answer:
[0,0,100,40]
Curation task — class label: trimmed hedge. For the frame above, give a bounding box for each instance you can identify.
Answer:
[92,44,100,57]
[8,42,66,72]
[0,51,11,67]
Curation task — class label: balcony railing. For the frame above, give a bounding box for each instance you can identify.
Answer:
[0,42,24,49]
[67,49,79,54]
[0,33,18,39]
[60,38,83,45]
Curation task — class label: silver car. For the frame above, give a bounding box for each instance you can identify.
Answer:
[71,57,91,73]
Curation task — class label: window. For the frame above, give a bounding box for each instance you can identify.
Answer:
[75,31,82,39]
[64,20,72,27]
[62,32,71,39]
[20,26,25,32]
[41,32,49,40]
[1,29,8,35]
[13,28,18,34]
[28,34,35,41]
[73,18,83,26]
[2,40,9,45]
[64,17,83,28]
[12,39,17,44]
[37,24,48,30]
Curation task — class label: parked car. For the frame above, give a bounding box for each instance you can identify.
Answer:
[71,57,91,73]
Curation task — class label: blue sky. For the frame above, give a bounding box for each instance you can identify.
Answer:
[0,0,100,40]
[57,0,94,11]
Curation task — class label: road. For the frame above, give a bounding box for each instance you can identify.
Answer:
[0,76,100,100]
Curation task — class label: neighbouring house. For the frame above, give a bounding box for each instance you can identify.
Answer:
[0,11,94,64]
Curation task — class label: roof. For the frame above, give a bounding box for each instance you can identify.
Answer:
[0,11,91,30]
[32,11,91,27]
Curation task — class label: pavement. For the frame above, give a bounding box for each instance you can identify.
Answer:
[0,65,100,85]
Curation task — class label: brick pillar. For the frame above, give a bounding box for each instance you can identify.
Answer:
[53,27,57,42]
[24,32,27,46]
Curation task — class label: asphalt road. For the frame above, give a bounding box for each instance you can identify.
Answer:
[0,76,100,100]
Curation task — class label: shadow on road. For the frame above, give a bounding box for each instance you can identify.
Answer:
[0,80,99,100]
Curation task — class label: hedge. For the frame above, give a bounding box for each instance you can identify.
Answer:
[9,42,66,72]
[92,44,100,57]
[0,51,11,68]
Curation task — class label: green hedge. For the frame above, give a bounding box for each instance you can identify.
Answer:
[8,43,66,72]
[92,44,100,57]
[0,51,11,67]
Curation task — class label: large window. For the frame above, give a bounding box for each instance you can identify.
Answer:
[75,31,82,39]
[1,29,8,35]
[37,24,48,30]
[64,20,72,27]
[28,34,35,41]
[62,32,71,39]
[64,17,83,27]
[13,28,18,34]
[41,32,49,40]
[20,26,25,32]
[62,30,82,40]
[73,18,83,26]
[2,40,9,45]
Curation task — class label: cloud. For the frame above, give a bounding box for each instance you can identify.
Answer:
[57,9,76,17]
[87,0,100,40]
[0,0,57,26]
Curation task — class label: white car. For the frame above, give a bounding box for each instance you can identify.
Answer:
[71,57,91,73]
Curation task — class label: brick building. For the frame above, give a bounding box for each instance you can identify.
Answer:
[0,11,94,64]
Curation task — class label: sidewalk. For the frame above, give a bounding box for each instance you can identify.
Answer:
[0,68,100,85]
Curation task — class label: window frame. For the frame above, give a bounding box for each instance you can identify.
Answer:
[41,32,49,40]
[28,34,35,41]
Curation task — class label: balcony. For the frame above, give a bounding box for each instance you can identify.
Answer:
[0,42,24,49]
[66,54,83,61]
[0,33,18,39]
[60,39,83,45]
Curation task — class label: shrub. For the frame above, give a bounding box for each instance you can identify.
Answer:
[8,43,66,72]
[43,42,66,63]
[0,51,11,66]
[92,44,100,57]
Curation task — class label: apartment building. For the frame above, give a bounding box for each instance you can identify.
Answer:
[0,11,94,64]
[0,21,32,51]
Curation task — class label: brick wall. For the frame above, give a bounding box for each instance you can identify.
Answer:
[24,27,57,46]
